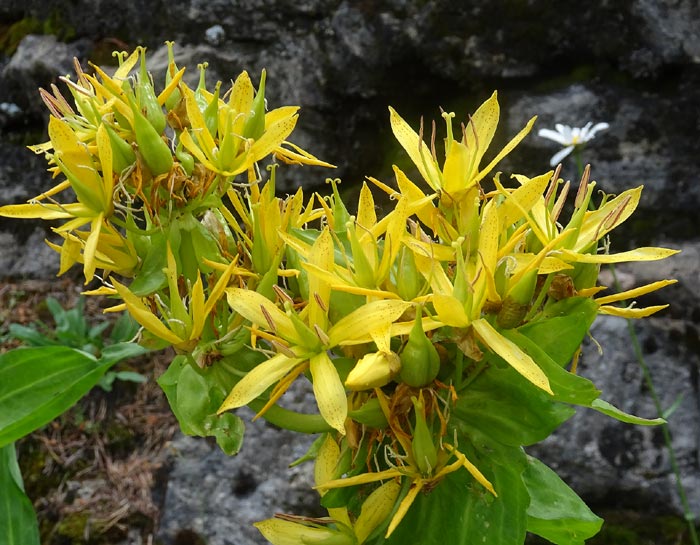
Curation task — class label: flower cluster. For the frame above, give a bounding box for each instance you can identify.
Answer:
[0,45,677,545]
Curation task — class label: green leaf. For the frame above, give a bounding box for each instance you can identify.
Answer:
[590,399,665,426]
[520,297,597,367]
[109,312,140,344]
[454,364,575,447]
[0,345,143,448]
[157,355,246,455]
[100,341,147,366]
[523,456,603,545]
[384,445,528,545]
[0,444,40,545]
[7,324,57,346]
[500,329,600,406]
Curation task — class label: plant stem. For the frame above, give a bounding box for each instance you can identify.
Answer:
[609,266,699,544]
[248,399,332,434]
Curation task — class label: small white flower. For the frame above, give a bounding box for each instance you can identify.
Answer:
[538,122,609,167]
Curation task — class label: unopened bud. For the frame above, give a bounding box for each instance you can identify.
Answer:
[399,309,440,388]
[348,397,389,429]
[345,351,400,391]
[411,394,438,476]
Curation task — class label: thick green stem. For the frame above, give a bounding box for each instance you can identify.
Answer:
[248,399,332,434]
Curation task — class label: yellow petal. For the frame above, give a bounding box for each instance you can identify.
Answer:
[226,288,300,343]
[95,123,113,212]
[0,202,88,220]
[218,353,303,413]
[254,518,352,545]
[444,444,496,496]
[497,171,551,228]
[83,214,103,283]
[112,279,184,345]
[472,318,552,394]
[389,107,441,190]
[308,228,334,330]
[188,274,206,340]
[433,294,470,327]
[560,247,680,263]
[442,140,472,196]
[386,481,423,537]
[575,186,642,250]
[317,468,403,491]
[598,304,669,318]
[314,434,341,490]
[357,182,377,231]
[250,114,298,162]
[473,116,537,186]
[328,300,412,347]
[354,479,401,544]
[595,279,677,305]
[310,352,347,434]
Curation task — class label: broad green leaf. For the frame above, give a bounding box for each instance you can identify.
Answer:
[0,346,131,448]
[454,364,574,447]
[590,399,665,426]
[500,329,600,406]
[523,456,603,545]
[157,354,246,455]
[0,444,40,545]
[518,297,597,367]
[384,445,528,545]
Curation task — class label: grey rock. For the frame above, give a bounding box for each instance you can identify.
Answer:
[1,34,87,118]
[157,384,319,545]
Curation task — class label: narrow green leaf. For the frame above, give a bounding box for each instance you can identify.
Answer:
[523,456,603,545]
[0,444,40,545]
[590,399,665,426]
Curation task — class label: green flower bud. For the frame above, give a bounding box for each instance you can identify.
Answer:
[411,394,438,476]
[348,397,389,429]
[395,245,423,301]
[497,268,537,329]
[243,69,267,140]
[175,139,195,176]
[164,41,182,111]
[103,123,136,173]
[254,518,356,545]
[345,351,401,391]
[204,80,221,137]
[128,95,173,177]
[399,310,440,388]
[137,47,166,135]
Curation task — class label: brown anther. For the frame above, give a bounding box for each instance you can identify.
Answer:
[313,292,328,312]
[314,324,330,346]
[259,304,277,333]
[551,180,570,224]
[544,163,562,206]
[273,284,294,305]
[574,164,591,209]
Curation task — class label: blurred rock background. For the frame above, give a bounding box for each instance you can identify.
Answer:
[0,1,698,544]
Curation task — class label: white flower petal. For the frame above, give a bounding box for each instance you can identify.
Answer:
[549,145,575,167]
[555,124,572,141]
[587,122,610,138]
[538,128,569,145]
